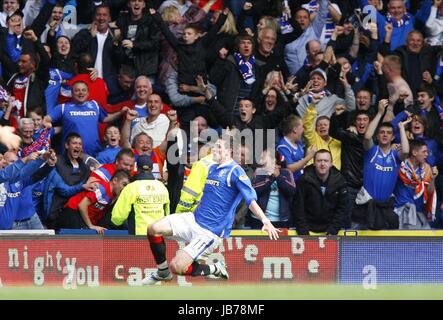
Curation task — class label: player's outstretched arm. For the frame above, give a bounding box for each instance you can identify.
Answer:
[248,201,281,240]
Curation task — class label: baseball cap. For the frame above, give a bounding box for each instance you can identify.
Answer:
[309,68,327,82]
[135,155,154,181]
[137,155,153,171]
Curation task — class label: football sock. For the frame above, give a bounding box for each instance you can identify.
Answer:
[148,235,167,265]
[185,262,210,276]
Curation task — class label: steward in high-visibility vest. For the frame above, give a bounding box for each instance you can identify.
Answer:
[111,155,170,235]
[175,154,215,213]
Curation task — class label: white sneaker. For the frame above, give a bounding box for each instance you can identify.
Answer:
[142,271,173,285]
[213,261,229,280]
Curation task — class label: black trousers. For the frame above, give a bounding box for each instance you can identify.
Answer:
[55,208,88,230]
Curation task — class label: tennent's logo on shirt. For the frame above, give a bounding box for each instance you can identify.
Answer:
[206,179,220,187]
[69,111,97,116]
[375,163,394,172]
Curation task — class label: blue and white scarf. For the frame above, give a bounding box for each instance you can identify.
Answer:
[234,52,256,85]
[307,90,328,104]
[303,0,335,41]
[386,12,412,28]
[279,1,294,35]
[0,85,9,102]
[279,16,294,35]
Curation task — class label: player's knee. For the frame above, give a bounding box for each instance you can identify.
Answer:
[147,224,154,236]
[169,259,187,275]
[169,260,180,274]
[148,222,159,236]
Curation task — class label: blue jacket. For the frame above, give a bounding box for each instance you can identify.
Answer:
[0,159,52,229]
[32,180,45,221]
[15,185,37,221]
[42,169,85,222]
[252,168,296,223]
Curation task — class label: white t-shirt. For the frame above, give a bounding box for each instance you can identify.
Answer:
[94,30,109,78]
[131,114,170,148]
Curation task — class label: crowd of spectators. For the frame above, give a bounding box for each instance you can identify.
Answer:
[0,0,442,234]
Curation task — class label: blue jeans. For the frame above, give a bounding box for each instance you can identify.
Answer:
[12,213,44,230]
[350,222,369,230]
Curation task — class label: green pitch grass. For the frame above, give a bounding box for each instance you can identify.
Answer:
[0,284,442,300]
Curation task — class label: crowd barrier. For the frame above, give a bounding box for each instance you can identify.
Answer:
[0,230,442,287]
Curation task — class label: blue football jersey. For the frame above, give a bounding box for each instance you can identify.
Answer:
[276,137,305,181]
[194,160,257,238]
[363,145,401,202]
[49,100,107,156]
